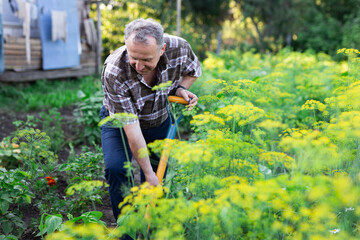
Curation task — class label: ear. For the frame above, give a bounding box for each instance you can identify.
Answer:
[160,43,166,56]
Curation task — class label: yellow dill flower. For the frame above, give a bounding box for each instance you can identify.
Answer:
[301,99,326,112]
[234,79,257,88]
[299,207,311,218]
[66,180,107,196]
[138,147,149,158]
[259,152,295,169]
[307,185,330,201]
[176,146,212,164]
[279,129,340,172]
[271,220,283,231]
[221,176,248,186]
[326,111,360,140]
[46,230,76,240]
[310,203,336,223]
[201,78,225,87]
[203,56,225,69]
[190,112,225,126]
[198,95,220,104]
[98,112,138,127]
[332,169,348,177]
[257,119,288,131]
[216,103,265,126]
[337,48,360,55]
[151,81,172,91]
[333,176,357,207]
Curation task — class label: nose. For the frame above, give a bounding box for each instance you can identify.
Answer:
[135,60,144,71]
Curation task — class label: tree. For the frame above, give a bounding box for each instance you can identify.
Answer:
[232,0,360,56]
[96,0,232,60]
[233,0,308,53]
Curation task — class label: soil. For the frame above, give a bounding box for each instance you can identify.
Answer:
[0,106,117,239]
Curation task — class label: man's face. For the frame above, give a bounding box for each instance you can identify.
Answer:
[126,34,166,76]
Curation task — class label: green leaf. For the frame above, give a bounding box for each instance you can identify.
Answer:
[0,200,10,214]
[77,90,86,99]
[24,195,32,204]
[2,221,13,235]
[0,235,18,240]
[44,215,63,235]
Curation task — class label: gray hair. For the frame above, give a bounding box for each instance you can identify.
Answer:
[124,18,164,49]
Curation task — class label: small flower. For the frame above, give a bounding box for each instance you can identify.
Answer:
[345,207,355,212]
[46,176,56,186]
[329,228,340,234]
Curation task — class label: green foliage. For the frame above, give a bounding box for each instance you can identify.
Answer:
[96,0,230,60]
[342,10,360,49]
[0,76,101,111]
[42,212,110,240]
[60,145,104,183]
[36,109,65,153]
[65,180,108,215]
[296,13,342,56]
[10,128,58,178]
[73,90,103,144]
[0,168,33,238]
[38,214,63,239]
[0,139,21,169]
[3,49,360,239]
[106,49,360,239]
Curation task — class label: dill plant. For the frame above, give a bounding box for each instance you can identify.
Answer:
[47,49,360,239]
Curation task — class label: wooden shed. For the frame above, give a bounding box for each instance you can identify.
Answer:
[0,0,104,82]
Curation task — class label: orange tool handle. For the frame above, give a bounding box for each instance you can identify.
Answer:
[168,96,189,105]
[156,141,171,184]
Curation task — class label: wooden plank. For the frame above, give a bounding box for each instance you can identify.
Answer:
[5,55,41,62]
[4,49,42,56]
[4,36,41,45]
[5,65,41,71]
[0,66,96,82]
[4,45,42,51]
[4,60,41,66]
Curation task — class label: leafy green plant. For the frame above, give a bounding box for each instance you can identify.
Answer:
[36,109,65,153]
[10,128,58,179]
[39,211,108,240]
[45,211,114,240]
[73,90,103,144]
[60,145,104,183]
[0,138,21,169]
[38,214,63,239]
[65,181,108,216]
[0,168,33,238]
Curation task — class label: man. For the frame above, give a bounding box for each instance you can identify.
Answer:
[100,18,201,220]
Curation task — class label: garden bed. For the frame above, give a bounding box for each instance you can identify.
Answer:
[0,105,116,239]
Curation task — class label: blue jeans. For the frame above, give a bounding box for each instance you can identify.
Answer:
[100,106,171,220]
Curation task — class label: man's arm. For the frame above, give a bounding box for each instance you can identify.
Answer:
[176,75,198,109]
[123,121,159,186]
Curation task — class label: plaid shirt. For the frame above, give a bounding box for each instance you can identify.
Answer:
[101,35,201,129]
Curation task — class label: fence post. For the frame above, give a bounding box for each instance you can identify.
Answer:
[96,1,102,75]
[177,0,181,37]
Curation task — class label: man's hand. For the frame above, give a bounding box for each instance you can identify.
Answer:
[176,75,198,110]
[145,171,160,186]
[124,121,159,186]
[175,88,198,110]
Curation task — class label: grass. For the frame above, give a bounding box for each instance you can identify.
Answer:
[0,75,102,111]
